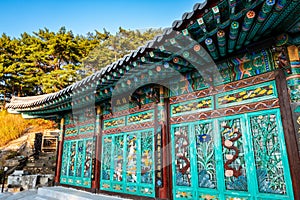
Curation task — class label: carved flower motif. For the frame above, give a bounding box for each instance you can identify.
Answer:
[198,134,211,143]
[225,169,234,177]
[224,140,233,147]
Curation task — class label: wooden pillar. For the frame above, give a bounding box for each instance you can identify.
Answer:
[92,106,102,191]
[157,86,172,200]
[54,117,65,185]
[275,70,300,200]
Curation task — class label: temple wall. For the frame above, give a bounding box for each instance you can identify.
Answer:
[55,45,299,199]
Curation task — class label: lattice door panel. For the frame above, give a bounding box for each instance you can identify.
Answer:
[170,109,294,200]
[60,138,94,188]
[100,129,155,197]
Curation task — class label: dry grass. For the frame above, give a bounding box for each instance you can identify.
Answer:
[0,111,56,147]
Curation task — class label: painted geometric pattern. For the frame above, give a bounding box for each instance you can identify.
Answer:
[100,129,155,197]
[214,49,274,85]
[60,139,94,188]
[216,81,277,108]
[171,97,213,117]
[64,108,96,136]
[169,72,209,97]
[249,113,287,194]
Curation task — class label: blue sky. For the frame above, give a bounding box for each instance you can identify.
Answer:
[0,0,199,38]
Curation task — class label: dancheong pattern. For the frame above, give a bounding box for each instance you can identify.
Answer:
[103,117,125,130]
[217,81,276,108]
[64,108,96,136]
[103,110,154,130]
[171,97,213,117]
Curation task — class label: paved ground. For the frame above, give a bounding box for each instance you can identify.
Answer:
[0,187,130,200]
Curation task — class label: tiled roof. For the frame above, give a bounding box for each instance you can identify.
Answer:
[6,0,300,114]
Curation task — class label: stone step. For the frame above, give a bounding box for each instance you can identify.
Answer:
[25,162,55,167]
[2,190,37,200]
[34,195,57,200]
[37,186,130,200]
[0,192,13,200]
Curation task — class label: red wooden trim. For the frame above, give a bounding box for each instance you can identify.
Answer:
[55,118,65,184]
[92,107,101,190]
[154,103,159,198]
[275,70,300,200]
[157,87,172,200]
[165,94,173,200]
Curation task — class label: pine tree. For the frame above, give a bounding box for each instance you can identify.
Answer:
[0,27,162,106]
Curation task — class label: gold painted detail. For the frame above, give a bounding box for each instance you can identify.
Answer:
[218,84,274,106]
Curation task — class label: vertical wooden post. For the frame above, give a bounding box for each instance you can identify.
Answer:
[158,86,172,200]
[54,117,65,185]
[92,106,102,191]
[275,70,300,200]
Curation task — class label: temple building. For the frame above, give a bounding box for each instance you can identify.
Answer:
[6,0,300,199]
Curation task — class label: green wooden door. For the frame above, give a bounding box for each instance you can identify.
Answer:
[60,138,94,188]
[100,129,155,197]
[171,109,294,200]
